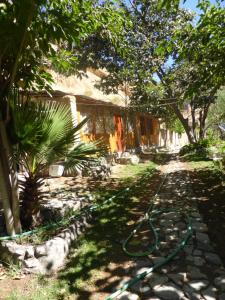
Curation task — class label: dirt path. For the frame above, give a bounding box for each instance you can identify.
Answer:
[114,156,225,300]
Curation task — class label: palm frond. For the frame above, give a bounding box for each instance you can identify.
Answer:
[8,91,106,174]
[64,140,107,173]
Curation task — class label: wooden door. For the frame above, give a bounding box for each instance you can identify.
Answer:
[114,115,124,152]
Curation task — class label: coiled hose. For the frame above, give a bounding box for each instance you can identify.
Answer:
[104,173,193,300]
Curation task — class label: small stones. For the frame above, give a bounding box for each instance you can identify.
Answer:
[197,242,213,252]
[183,284,202,300]
[184,245,194,255]
[153,283,184,300]
[193,256,206,267]
[192,222,208,233]
[140,284,151,294]
[193,250,202,256]
[214,276,225,292]
[219,293,225,300]
[133,267,149,277]
[187,266,207,280]
[191,212,201,219]
[196,233,210,244]
[201,285,217,300]
[151,256,165,265]
[167,273,184,286]
[160,219,173,227]
[149,274,168,288]
[205,252,222,266]
[186,255,195,263]
[188,280,209,291]
[117,291,139,300]
[176,222,187,230]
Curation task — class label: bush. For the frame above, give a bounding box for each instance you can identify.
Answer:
[179,139,211,159]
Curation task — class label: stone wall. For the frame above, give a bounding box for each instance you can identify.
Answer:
[0,210,93,274]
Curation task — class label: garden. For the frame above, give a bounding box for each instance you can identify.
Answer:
[0,0,225,300]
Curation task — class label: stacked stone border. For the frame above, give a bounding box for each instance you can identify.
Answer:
[0,210,93,274]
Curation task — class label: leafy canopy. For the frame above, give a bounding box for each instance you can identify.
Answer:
[0,0,127,98]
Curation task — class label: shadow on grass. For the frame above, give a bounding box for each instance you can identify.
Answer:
[180,151,210,162]
[57,165,162,299]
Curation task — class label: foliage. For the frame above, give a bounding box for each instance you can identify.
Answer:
[179,139,211,159]
[6,161,156,299]
[75,0,225,143]
[0,0,126,235]
[177,0,225,94]
[207,87,225,128]
[167,117,185,135]
[8,93,105,228]
[0,0,126,97]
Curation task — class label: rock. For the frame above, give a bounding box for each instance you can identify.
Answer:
[153,283,184,300]
[160,219,173,227]
[186,255,195,263]
[183,284,202,300]
[24,247,34,259]
[184,246,194,255]
[117,291,139,300]
[196,233,210,244]
[188,280,209,291]
[23,258,40,269]
[192,222,208,233]
[149,274,168,288]
[205,253,222,266]
[187,266,207,280]
[133,267,149,277]
[197,242,213,252]
[151,256,165,265]
[214,276,225,292]
[167,273,184,286]
[175,222,187,230]
[193,256,206,267]
[193,250,202,256]
[130,281,142,293]
[140,284,151,294]
[214,269,225,277]
[34,245,47,258]
[201,285,217,300]
[219,293,225,300]
[191,212,201,219]
[163,212,180,222]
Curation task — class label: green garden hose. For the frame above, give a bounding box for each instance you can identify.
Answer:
[0,186,130,241]
[0,167,193,300]
[104,173,193,300]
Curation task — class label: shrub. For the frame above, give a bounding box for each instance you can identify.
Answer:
[179,139,210,158]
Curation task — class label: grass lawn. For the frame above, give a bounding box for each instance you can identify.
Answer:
[4,160,157,300]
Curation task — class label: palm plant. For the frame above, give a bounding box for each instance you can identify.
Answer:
[8,93,105,229]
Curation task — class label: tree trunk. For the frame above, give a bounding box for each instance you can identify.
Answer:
[0,120,22,234]
[199,104,210,140]
[156,70,195,145]
[10,163,22,233]
[170,104,195,144]
[190,104,198,142]
[0,157,15,235]
[20,175,44,229]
